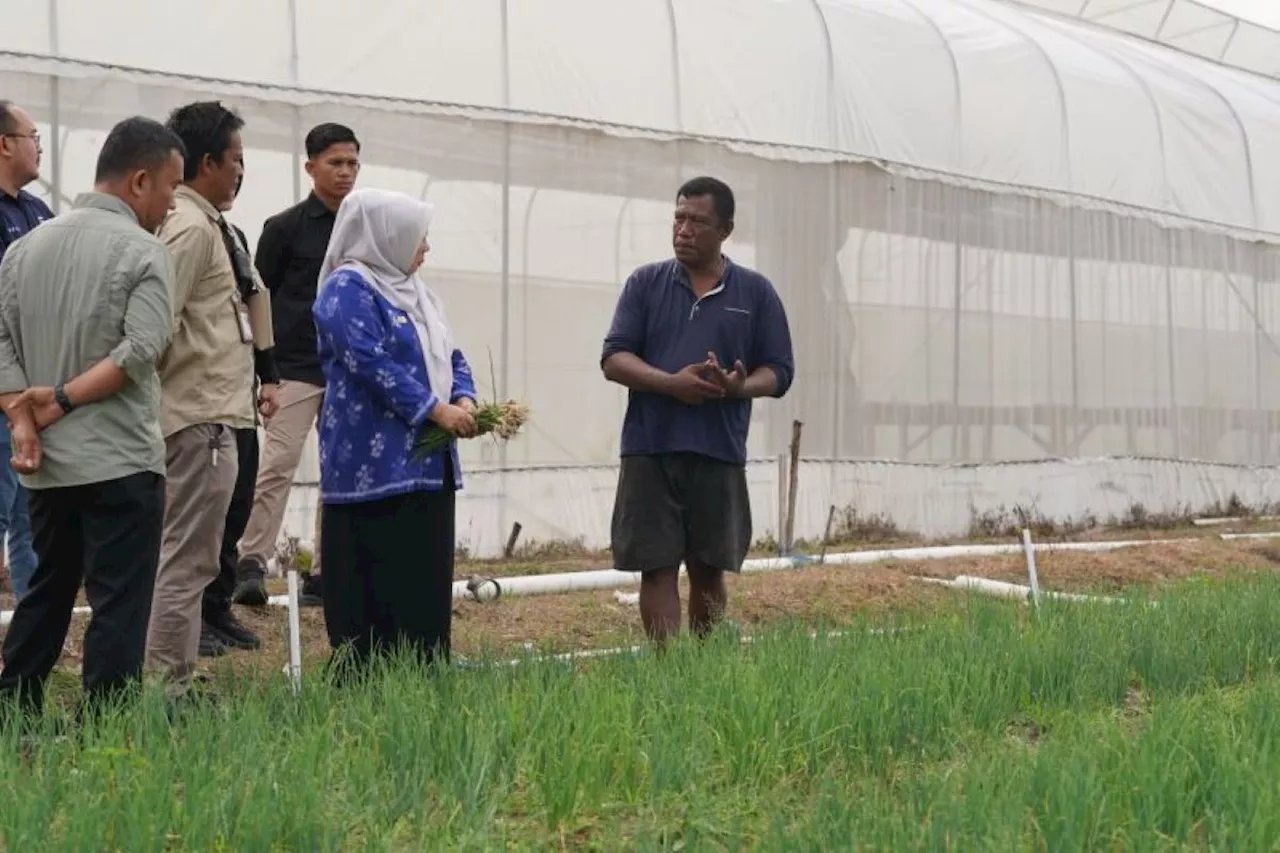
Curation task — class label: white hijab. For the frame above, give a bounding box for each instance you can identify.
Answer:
[319,188,455,405]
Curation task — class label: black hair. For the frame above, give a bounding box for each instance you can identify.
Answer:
[94,116,188,183]
[676,176,735,225]
[0,101,15,136]
[165,100,244,182]
[305,122,360,159]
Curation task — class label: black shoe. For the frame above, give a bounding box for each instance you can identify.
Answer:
[198,625,228,658]
[299,571,323,608]
[205,611,261,651]
[231,557,269,608]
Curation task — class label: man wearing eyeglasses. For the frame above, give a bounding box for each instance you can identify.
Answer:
[0,101,52,604]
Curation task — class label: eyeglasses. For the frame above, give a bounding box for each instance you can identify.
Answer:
[3,131,40,147]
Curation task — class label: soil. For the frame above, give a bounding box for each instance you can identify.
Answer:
[6,532,1280,686]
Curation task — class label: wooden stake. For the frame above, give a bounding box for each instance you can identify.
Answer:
[503,521,523,559]
[819,504,837,564]
[783,420,804,554]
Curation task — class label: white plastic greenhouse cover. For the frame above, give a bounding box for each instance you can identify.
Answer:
[6,0,1280,556]
[1009,0,1280,81]
[2,0,1278,236]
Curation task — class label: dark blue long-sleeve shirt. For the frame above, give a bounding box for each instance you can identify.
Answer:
[0,189,53,259]
[601,257,794,466]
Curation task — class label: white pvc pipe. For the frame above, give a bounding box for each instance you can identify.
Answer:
[1219,532,1280,540]
[0,604,89,628]
[1195,516,1279,527]
[920,574,1129,605]
[1021,529,1042,609]
[257,537,1181,608]
[47,535,1188,615]
[285,569,302,693]
[470,627,906,670]
[441,538,1179,602]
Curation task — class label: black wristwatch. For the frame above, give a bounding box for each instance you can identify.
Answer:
[54,382,75,414]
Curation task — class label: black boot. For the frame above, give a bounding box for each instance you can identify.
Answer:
[231,556,269,608]
[205,609,261,651]
[198,624,228,658]
[300,571,323,608]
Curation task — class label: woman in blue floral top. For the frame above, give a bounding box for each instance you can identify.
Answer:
[312,188,478,674]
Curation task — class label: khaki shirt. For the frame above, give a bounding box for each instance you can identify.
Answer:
[0,192,172,488]
[157,186,272,437]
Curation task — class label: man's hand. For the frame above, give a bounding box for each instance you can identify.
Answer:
[456,397,477,416]
[258,383,280,423]
[11,386,64,430]
[705,352,748,399]
[7,416,42,475]
[665,363,726,406]
[431,401,478,438]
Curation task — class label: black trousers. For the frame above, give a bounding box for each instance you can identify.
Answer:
[203,427,259,620]
[0,471,165,718]
[320,473,456,671]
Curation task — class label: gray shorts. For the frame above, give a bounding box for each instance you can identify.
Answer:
[610,452,753,574]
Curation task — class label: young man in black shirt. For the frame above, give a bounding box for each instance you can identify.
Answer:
[234,123,359,607]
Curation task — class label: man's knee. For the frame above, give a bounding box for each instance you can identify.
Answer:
[640,566,680,589]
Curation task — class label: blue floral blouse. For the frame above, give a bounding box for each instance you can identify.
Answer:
[312,267,477,504]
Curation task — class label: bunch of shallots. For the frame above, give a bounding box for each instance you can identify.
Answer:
[414,400,531,458]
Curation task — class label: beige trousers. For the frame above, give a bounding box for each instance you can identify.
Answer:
[239,379,324,572]
[145,423,238,691]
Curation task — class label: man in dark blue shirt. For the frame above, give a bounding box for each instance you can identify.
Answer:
[0,101,52,603]
[601,176,795,645]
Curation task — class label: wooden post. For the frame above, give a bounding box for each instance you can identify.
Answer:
[819,504,837,564]
[783,419,804,554]
[503,521,523,559]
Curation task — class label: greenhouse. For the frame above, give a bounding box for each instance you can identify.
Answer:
[5,0,1279,553]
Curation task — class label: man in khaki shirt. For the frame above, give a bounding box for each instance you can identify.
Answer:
[146,101,277,699]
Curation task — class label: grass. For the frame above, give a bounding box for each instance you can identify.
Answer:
[5,571,1280,850]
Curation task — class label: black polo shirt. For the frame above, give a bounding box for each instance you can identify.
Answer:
[254,192,336,387]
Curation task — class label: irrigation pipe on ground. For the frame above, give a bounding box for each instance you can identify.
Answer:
[0,537,1189,626]
[915,574,1129,605]
[261,536,1182,607]
[463,626,910,671]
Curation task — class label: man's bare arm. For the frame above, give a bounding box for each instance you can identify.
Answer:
[16,358,130,431]
[735,365,779,399]
[63,358,129,407]
[602,352,676,395]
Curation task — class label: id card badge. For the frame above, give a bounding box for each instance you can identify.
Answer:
[235,301,253,343]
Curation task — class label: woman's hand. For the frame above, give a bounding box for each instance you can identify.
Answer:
[430,401,478,438]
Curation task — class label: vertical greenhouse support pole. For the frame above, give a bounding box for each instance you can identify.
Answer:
[1068,211,1080,453]
[951,214,963,461]
[1165,232,1181,458]
[287,0,302,203]
[829,163,843,459]
[47,0,62,214]
[499,0,512,408]
[1251,253,1263,463]
[497,0,512,547]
